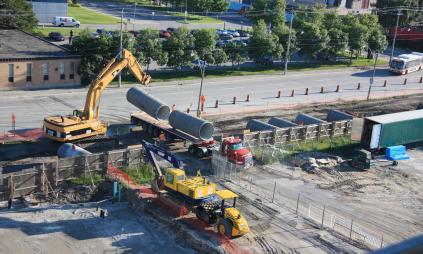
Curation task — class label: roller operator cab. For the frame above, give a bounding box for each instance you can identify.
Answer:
[215,190,250,237]
[220,137,253,168]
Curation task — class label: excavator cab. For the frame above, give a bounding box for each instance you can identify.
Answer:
[215,190,250,238]
[73,110,83,118]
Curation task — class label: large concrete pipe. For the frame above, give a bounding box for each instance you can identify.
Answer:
[295,113,326,125]
[127,87,171,120]
[168,110,214,140]
[326,110,353,122]
[246,119,277,132]
[268,117,297,128]
[57,143,92,158]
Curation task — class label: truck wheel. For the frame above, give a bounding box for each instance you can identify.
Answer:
[217,219,233,238]
[188,145,197,155]
[197,149,205,158]
[195,208,208,223]
[59,23,64,27]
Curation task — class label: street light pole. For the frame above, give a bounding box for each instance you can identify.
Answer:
[119,8,124,88]
[284,12,294,76]
[389,9,401,63]
[133,3,137,31]
[196,61,206,117]
[185,0,188,22]
[367,51,378,101]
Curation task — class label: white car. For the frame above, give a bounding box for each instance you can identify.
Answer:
[52,17,80,28]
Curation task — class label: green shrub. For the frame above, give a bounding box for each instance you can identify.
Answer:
[71,173,104,185]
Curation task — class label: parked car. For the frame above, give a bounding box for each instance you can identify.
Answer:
[167,27,176,33]
[52,16,80,28]
[128,30,141,38]
[234,40,247,46]
[228,30,240,37]
[217,29,229,35]
[90,32,100,39]
[159,30,171,38]
[48,32,65,41]
[219,33,233,40]
[237,30,250,37]
[97,29,113,37]
[216,40,230,47]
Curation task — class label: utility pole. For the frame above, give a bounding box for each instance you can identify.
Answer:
[196,60,206,117]
[133,3,137,31]
[185,0,188,22]
[284,12,294,76]
[119,8,124,88]
[389,9,401,63]
[367,51,378,101]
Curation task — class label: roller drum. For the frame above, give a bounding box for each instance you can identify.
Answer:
[168,110,214,140]
[127,87,170,120]
[58,143,92,158]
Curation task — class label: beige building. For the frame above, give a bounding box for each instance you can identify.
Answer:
[0,29,81,90]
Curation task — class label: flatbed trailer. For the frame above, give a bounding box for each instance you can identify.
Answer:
[130,112,216,158]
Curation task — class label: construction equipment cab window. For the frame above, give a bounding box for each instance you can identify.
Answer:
[43,49,151,142]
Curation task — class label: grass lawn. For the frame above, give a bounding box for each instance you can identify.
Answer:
[172,12,222,24]
[33,27,95,37]
[118,57,388,84]
[68,5,120,24]
[86,0,221,23]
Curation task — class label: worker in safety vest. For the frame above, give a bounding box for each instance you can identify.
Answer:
[159,132,166,147]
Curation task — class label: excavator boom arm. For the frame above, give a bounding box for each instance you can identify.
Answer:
[82,49,151,120]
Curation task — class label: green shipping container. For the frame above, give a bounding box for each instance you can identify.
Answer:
[362,109,423,149]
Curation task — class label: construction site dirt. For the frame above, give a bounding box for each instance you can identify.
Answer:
[1,95,423,253]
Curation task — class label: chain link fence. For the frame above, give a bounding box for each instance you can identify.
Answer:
[211,152,389,250]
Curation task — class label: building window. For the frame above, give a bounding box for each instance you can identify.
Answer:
[8,64,14,83]
[59,63,65,80]
[69,62,75,79]
[42,63,49,81]
[26,63,32,82]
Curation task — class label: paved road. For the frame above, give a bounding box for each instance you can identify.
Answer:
[1,67,422,131]
[79,1,249,31]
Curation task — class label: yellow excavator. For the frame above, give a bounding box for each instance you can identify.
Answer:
[43,49,151,142]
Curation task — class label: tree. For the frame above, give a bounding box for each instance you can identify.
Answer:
[376,0,420,29]
[137,29,167,71]
[212,48,228,66]
[297,22,329,59]
[193,29,216,63]
[271,0,286,28]
[322,12,348,59]
[224,42,247,68]
[71,30,113,85]
[342,14,368,58]
[368,27,388,53]
[163,27,196,70]
[248,19,284,64]
[0,0,37,31]
[248,0,270,24]
[187,0,228,12]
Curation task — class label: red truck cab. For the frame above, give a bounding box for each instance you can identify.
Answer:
[221,137,253,168]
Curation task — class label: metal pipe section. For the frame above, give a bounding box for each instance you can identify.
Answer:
[246,119,277,132]
[57,143,92,158]
[126,87,170,120]
[268,117,297,128]
[327,110,353,122]
[168,110,214,140]
[295,113,326,125]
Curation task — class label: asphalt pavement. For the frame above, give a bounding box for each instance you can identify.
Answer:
[1,67,422,131]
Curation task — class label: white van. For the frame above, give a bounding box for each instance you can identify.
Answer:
[52,17,80,27]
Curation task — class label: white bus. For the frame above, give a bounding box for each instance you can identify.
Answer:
[389,52,423,75]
